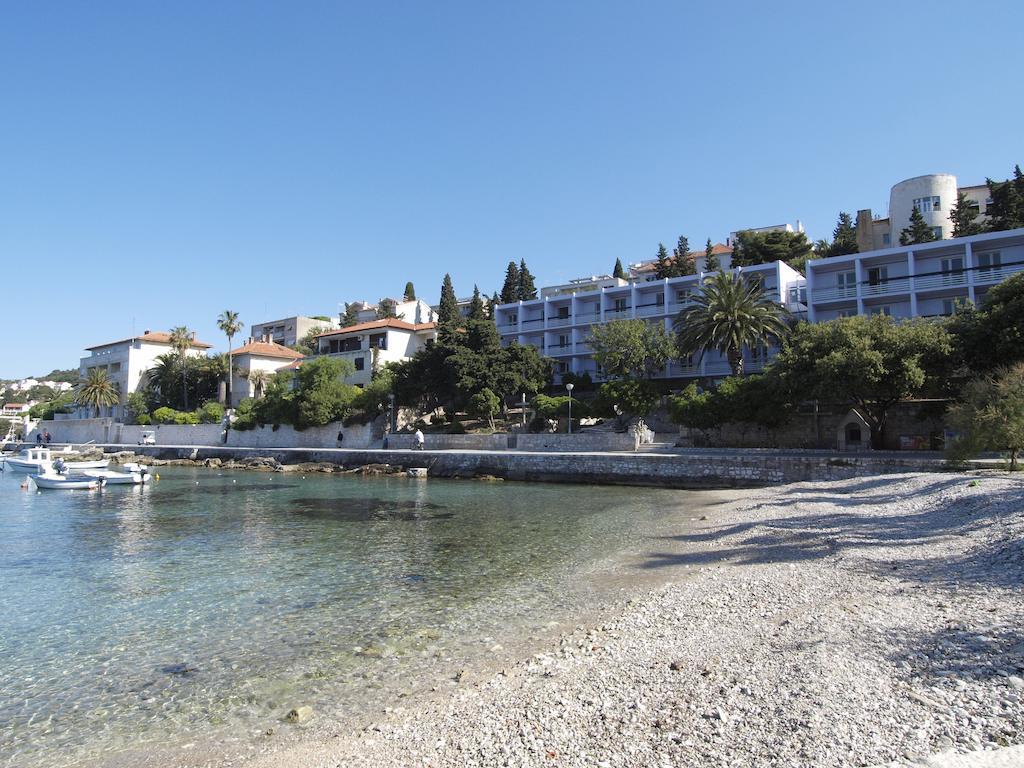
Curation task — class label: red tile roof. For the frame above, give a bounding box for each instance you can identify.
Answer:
[632,243,732,274]
[316,319,437,337]
[86,331,212,351]
[229,340,305,359]
[276,359,304,371]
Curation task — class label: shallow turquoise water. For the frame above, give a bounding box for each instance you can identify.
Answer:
[0,466,700,767]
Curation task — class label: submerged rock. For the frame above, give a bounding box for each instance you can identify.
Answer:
[285,705,313,724]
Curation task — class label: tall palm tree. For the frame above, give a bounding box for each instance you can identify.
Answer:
[217,310,244,405]
[247,369,269,399]
[674,270,789,376]
[76,368,120,418]
[168,326,194,410]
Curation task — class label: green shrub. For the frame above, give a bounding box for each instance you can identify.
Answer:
[231,398,257,430]
[197,401,225,424]
[136,414,152,425]
[447,420,467,434]
[152,407,200,425]
[532,394,589,420]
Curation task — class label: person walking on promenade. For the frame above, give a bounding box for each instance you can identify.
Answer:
[414,429,425,450]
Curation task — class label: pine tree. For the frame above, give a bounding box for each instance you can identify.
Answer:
[518,259,537,300]
[704,238,720,272]
[403,282,416,301]
[612,258,626,279]
[340,302,361,327]
[500,261,520,304]
[899,205,938,246]
[950,192,984,238]
[673,235,695,276]
[985,165,1024,232]
[654,243,671,279]
[438,274,460,331]
[468,285,486,320]
[830,212,859,256]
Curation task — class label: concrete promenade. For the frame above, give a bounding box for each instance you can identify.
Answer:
[70,442,972,487]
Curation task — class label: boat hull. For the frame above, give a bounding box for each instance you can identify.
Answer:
[31,474,101,490]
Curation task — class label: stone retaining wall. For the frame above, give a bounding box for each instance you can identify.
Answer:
[90,444,953,487]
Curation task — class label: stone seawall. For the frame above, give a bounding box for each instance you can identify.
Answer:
[91,444,954,487]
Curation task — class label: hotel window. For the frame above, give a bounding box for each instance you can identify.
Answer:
[109,362,121,373]
[942,299,956,316]
[508,312,517,325]
[676,288,692,303]
[912,196,941,213]
[680,354,695,369]
[557,334,570,348]
[868,305,892,317]
[836,309,856,318]
[977,251,1001,274]
[613,298,628,312]
[941,256,964,274]
[867,266,888,286]
[556,306,570,319]
[749,344,769,364]
[837,271,857,295]
[369,333,387,350]
[931,226,943,240]
[354,357,365,371]
[882,233,891,246]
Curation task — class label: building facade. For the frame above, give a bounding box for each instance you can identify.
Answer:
[228,340,305,406]
[494,261,806,383]
[78,331,212,419]
[856,174,995,252]
[315,319,438,386]
[249,316,338,349]
[806,227,1024,322]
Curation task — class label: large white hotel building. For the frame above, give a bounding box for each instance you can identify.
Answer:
[494,172,1024,385]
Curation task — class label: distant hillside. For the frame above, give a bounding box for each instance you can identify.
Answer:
[37,368,79,384]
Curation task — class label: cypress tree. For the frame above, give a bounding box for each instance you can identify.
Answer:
[899,206,938,246]
[500,261,520,304]
[438,274,460,331]
[985,165,1024,232]
[518,259,537,300]
[950,192,984,238]
[654,243,671,279]
[704,238,720,272]
[612,258,626,279]
[673,235,695,276]
[830,212,859,256]
[340,302,361,327]
[403,282,416,301]
[468,285,486,320]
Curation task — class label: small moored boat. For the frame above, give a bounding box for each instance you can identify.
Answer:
[30,472,104,490]
[80,463,151,485]
[2,448,109,473]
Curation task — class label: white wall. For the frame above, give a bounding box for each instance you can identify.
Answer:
[889,174,958,242]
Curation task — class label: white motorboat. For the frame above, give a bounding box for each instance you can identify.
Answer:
[30,472,104,490]
[1,448,109,473]
[80,463,151,485]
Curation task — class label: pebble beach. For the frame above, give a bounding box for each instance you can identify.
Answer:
[240,472,1024,768]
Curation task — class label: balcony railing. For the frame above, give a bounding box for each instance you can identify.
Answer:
[810,285,858,303]
[636,303,667,317]
[605,307,631,319]
[860,276,911,298]
[914,271,969,291]
[546,344,574,357]
[521,317,545,327]
[973,264,1021,285]
[547,316,572,327]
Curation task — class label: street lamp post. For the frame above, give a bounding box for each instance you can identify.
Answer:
[521,392,527,428]
[566,382,574,434]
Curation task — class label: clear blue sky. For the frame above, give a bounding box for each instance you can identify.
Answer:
[2,1,1022,378]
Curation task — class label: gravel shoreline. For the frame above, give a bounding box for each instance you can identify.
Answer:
[235,471,1024,768]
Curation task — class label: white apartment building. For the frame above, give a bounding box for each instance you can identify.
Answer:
[78,330,212,419]
[855,174,996,251]
[315,319,438,386]
[806,227,1024,322]
[228,340,305,406]
[249,316,338,348]
[494,261,806,383]
[353,298,437,325]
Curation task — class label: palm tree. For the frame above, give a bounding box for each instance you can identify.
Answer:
[217,310,244,405]
[247,369,268,399]
[76,368,120,418]
[168,326,194,410]
[674,270,789,376]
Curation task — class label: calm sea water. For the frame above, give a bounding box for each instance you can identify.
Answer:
[0,465,703,767]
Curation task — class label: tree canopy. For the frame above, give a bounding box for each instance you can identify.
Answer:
[772,315,952,448]
[899,205,937,246]
[518,259,538,301]
[587,319,674,380]
[340,302,361,327]
[947,363,1024,470]
[500,261,521,304]
[730,229,813,272]
[403,281,416,301]
[950,192,984,238]
[612,258,626,279]
[947,273,1024,374]
[985,164,1024,232]
[704,238,719,271]
[437,273,460,332]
